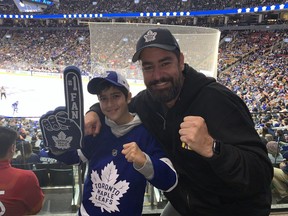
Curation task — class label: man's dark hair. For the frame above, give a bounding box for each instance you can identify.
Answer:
[0,126,18,158]
[172,49,181,61]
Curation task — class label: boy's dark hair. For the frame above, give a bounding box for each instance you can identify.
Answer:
[97,80,129,99]
[0,126,18,158]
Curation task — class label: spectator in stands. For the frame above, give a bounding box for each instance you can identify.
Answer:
[259,126,270,145]
[275,129,288,144]
[266,140,284,166]
[285,134,288,143]
[21,127,32,143]
[0,126,44,215]
[265,133,274,142]
[272,160,288,204]
[85,28,273,216]
[34,132,44,149]
[265,122,276,138]
[282,118,288,129]
[13,140,41,165]
[15,131,26,152]
[30,135,37,148]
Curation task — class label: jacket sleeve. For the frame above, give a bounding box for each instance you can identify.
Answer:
[200,85,273,194]
[134,153,177,192]
[134,130,178,192]
[48,135,98,165]
[48,149,81,165]
[148,156,178,192]
[88,103,100,114]
[88,102,105,116]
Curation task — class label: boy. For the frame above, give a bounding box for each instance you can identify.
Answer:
[49,71,177,216]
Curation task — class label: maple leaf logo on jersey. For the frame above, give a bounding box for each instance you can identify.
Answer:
[90,161,130,213]
[52,131,72,150]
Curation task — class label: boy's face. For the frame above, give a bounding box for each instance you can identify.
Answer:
[98,86,131,125]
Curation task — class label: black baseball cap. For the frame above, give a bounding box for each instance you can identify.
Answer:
[132,28,180,62]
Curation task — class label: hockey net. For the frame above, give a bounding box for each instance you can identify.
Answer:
[87,22,220,79]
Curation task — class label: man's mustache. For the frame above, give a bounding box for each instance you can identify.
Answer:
[148,78,172,86]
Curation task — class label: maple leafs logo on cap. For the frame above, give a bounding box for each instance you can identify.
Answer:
[143,30,157,43]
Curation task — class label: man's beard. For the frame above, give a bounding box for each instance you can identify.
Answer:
[146,75,183,103]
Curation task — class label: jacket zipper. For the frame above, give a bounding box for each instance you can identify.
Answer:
[156,112,166,130]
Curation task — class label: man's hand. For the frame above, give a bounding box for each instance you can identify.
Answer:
[84,111,101,136]
[179,116,214,158]
[40,66,84,155]
[122,142,146,167]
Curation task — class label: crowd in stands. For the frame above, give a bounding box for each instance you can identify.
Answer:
[1,0,288,28]
[0,0,287,29]
[1,0,286,15]
[0,117,59,167]
[0,29,91,75]
[0,27,287,150]
[0,27,287,112]
[217,30,287,114]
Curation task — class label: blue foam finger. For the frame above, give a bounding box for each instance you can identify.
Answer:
[63,66,84,147]
[40,66,84,154]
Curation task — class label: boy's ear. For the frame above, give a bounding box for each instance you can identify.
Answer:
[127,92,132,103]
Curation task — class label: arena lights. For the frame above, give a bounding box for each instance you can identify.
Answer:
[0,3,287,19]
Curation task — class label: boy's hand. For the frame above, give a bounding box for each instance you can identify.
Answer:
[122,142,146,167]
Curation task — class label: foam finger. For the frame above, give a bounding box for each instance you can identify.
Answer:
[41,118,53,131]
[48,115,60,130]
[63,66,84,131]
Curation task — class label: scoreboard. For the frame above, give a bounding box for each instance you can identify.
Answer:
[22,0,54,6]
[13,0,54,12]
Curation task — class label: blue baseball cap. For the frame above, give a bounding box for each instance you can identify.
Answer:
[87,71,130,95]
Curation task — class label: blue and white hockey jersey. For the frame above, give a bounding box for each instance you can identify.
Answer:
[50,119,177,216]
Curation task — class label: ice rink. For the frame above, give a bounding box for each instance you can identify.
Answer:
[0,73,145,118]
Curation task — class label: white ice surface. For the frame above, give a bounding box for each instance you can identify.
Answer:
[0,74,145,118]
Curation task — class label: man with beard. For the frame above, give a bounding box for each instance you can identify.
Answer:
[85,28,273,216]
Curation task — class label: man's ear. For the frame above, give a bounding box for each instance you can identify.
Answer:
[127,92,132,103]
[8,144,16,158]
